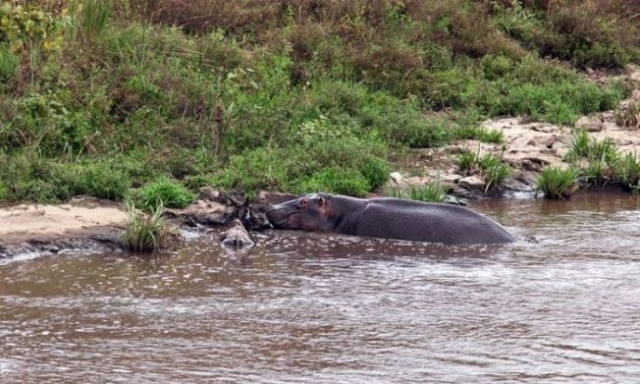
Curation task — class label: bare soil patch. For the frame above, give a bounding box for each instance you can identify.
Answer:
[0,197,128,258]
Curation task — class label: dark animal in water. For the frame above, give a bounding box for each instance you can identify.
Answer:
[266,193,515,245]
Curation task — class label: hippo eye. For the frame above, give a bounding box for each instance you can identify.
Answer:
[299,198,310,208]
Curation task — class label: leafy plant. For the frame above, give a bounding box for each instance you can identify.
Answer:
[457,148,510,192]
[565,128,590,161]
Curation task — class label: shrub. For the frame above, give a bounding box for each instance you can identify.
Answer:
[536,166,578,199]
[494,2,638,69]
[582,159,611,188]
[56,161,131,201]
[299,167,371,197]
[360,155,391,191]
[135,177,196,211]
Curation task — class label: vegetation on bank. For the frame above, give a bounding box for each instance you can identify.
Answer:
[122,200,176,252]
[0,0,639,204]
[536,129,640,199]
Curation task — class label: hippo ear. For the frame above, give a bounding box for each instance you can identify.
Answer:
[318,196,326,207]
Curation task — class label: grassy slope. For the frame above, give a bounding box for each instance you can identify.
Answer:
[0,0,638,205]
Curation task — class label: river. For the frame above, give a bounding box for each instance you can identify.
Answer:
[1,193,639,383]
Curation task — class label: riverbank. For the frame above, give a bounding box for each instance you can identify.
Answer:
[0,197,128,259]
[389,67,640,198]
[2,64,640,259]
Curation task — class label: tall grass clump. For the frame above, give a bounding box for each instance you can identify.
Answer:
[536,166,579,199]
[457,148,511,193]
[614,102,640,130]
[75,0,112,39]
[485,163,511,193]
[613,152,640,192]
[122,201,173,253]
[387,175,446,203]
[565,129,620,187]
[565,129,618,164]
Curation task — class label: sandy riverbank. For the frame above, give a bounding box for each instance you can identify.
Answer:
[0,197,128,258]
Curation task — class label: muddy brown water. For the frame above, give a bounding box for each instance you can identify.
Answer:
[1,194,640,383]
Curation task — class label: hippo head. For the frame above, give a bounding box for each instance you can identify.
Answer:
[266,193,335,232]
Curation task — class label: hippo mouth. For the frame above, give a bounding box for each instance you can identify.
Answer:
[265,208,294,229]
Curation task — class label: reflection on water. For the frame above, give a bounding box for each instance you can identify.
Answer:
[1,193,640,383]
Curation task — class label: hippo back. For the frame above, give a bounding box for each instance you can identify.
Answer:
[352,198,514,245]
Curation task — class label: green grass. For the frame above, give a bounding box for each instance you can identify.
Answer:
[0,0,637,203]
[134,177,196,212]
[485,163,511,193]
[386,178,446,203]
[614,102,640,130]
[535,166,579,200]
[566,129,619,164]
[456,148,511,193]
[563,129,621,188]
[457,151,479,174]
[121,201,175,253]
[613,152,640,192]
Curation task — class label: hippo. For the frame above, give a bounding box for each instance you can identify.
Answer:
[266,193,515,245]
[220,218,255,248]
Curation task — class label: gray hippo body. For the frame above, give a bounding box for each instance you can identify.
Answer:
[220,219,255,248]
[266,193,515,245]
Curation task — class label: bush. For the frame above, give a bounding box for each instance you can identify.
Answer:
[55,160,131,201]
[299,167,371,197]
[456,149,511,192]
[494,2,638,69]
[135,177,196,211]
[496,81,624,125]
